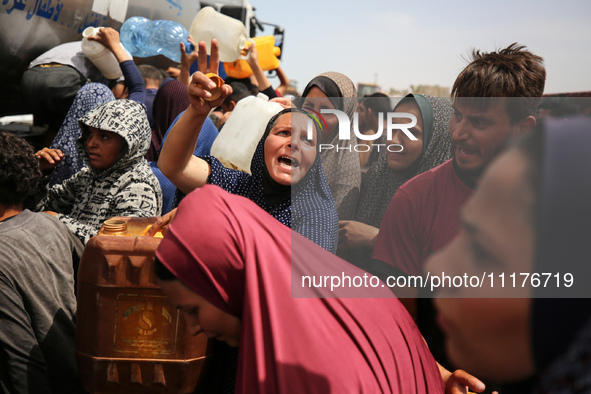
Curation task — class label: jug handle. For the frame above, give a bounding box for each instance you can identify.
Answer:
[238,38,256,61]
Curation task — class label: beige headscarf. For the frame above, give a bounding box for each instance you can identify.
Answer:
[301,71,360,220]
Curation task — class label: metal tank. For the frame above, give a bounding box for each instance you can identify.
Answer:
[0,0,258,116]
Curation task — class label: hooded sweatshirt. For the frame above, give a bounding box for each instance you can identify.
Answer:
[37,99,162,244]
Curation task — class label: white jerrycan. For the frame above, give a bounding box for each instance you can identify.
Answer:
[189,6,251,63]
[210,94,283,174]
[81,27,123,79]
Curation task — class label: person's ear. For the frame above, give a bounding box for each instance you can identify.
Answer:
[220,101,235,113]
[519,116,536,133]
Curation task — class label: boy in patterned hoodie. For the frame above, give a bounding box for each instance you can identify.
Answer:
[34,99,162,244]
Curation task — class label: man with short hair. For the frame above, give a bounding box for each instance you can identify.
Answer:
[0,131,86,393]
[372,43,545,366]
[138,64,165,126]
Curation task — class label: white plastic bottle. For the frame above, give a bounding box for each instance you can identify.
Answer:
[81,26,122,79]
[189,6,250,63]
[210,94,283,174]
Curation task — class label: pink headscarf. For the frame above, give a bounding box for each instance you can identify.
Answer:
[156,185,443,393]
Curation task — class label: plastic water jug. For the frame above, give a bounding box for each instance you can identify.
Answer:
[81,27,123,79]
[223,36,281,79]
[210,94,283,174]
[76,217,211,393]
[189,6,250,63]
[120,17,194,63]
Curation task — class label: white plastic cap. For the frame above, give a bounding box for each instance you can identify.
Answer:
[256,92,269,101]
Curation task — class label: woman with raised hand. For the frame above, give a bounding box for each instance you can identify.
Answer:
[155,39,338,253]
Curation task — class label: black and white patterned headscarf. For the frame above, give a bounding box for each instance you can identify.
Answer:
[49,83,115,186]
[77,98,152,171]
[35,99,162,244]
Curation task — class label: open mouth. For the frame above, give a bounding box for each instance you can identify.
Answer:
[455,145,478,156]
[278,156,298,168]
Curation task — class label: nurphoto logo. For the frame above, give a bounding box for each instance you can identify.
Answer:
[304,109,418,153]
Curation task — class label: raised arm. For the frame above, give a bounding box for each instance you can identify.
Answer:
[274,66,290,97]
[245,42,277,99]
[179,35,198,86]
[88,27,146,103]
[87,27,131,63]
[158,39,232,194]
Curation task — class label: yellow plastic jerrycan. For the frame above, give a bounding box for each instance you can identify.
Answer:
[223,35,281,79]
[76,217,211,393]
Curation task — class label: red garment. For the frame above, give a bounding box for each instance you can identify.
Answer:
[146,79,190,162]
[156,184,444,393]
[373,160,473,276]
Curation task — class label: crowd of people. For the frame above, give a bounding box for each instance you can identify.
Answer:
[0,21,589,394]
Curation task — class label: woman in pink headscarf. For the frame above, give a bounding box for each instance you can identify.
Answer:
[154,184,466,393]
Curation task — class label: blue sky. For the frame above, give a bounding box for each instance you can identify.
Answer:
[250,0,591,94]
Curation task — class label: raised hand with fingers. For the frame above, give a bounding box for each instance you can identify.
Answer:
[187,39,232,115]
[244,41,259,68]
[86,27,131,62]
[179,35,199,86]
[36,148,64,173]
[242,40,273,94]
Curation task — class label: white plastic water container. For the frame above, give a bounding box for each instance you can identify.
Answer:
[81,27,122,79]
[189,6,250,63]
[210,94,283,174]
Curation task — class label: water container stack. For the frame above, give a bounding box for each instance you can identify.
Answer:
[120,17,194,63]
